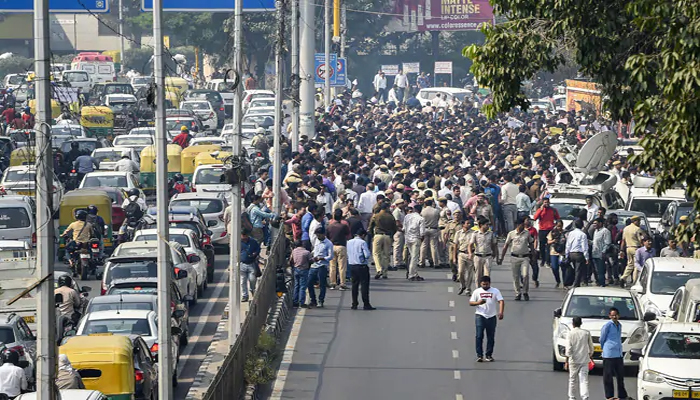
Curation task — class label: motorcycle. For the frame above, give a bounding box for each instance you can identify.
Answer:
[87,238,103,279]
[65,168,81,190]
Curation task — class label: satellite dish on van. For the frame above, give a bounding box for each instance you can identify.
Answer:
[575,130,618,173]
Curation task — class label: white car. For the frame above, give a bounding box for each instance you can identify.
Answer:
[0,166,64,213]
[242,89,274,112]
[91,147,141,170]
[60,70,92,92]
[552,286,654,370]
[74,309,179,385]
[170,192,229,247]
[246,97,275,114]
[113,134,155,153]
[190,137,228,147]
[416,87,472,107]
[181,100,218,132]
[133,228,208,295]
[625,187,687,233]
[220,122,257,149]
[130,76,153,91]
[634,322,700,400]
[79,171,144,201]
[630,257,700,321]
[191,165,231,202]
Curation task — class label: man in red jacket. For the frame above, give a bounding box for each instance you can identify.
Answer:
[172,126,192,149]
[533,197,560,268]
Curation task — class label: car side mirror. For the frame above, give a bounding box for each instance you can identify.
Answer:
[207,220,216,227]
[81,286,92,293]
[172,309,185,319]
[630,348,644,358]
[630,284,644,295]
[176,269,188,279]
[171,326,182,336]
[553,308,562,318]
[643,311,657,322]
[187,254,200,263]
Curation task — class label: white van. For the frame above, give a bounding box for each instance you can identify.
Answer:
[71,52,116,84]
[417,87,472,107]
[626,187,687,233]
[3,73,27,90]
[60,70,92,92]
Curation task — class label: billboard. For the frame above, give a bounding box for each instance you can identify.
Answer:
[388,0,493,32]
[565,79,602,113]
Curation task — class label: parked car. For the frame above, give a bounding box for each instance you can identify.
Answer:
[630,257,700,321]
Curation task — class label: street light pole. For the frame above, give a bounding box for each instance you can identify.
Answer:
[118,0,125,74]
[298,0,315,138]
[323,0,331,108]
[290,0,299,151]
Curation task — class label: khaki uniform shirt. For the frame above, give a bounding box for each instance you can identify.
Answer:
[622,224,644,249]
[454,229,473,253]
[444,220,460,244]
[469,230,496,255]
[421,206,440,229]
[506,229,533,255]
[439,208,451,228]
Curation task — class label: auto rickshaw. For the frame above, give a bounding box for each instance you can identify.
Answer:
[181,145,221,181]
[80,106,115,140]
[194,150,232,168]
[58,189,113,259]
[9,147,35,167]
[165,76,189,96]
[140,144,182,193]
[165,89,181,109]
[59,335,136,400]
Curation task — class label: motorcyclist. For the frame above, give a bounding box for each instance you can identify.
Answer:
[1,88,16,109]
[113,152,139,173]
[118,188,147,243]
[62,209,94,272]
[54,275,81,325]
[172,173,190,194]
[251,127,269,153]
[20,107,34,128]
[64,142,83,171]
[0,349,27,399]
[72,152,100,184]
[86,205,106,259]
[172,126,193,149]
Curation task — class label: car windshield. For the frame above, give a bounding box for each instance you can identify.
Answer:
[130,128,155,136]
[4,170,36,182]
[87,301,154,313]
[182,102,210,111]
[0,327,15,344]
[63,72,89,82]
[52,126,83,136]
[648,332,700,359]
[132,77,152,85]
[93,151,124,162]
[613,215,649,232]
[551,203,586,220]
[171,199,223,214]
[7,75,25,85]
[0,207,31,229]
[114,136,153,146]
[564,295,638,320]
[675,207,693,224]
[169,222,201,236]
[107,286,157,295]
[104,85,133,95]
[9,130,35,144]
[61,141,97,154]
[242,115,274,126]
[83,175,128,188]
[250,99,275,108]
[187,92,222,103]
[195,168,225,184]
[103,191,120,204]
[651,272,700,295]
[135,234,189,246]
[105,261,157,286]
[83,318,152,336]
[166,119,196,131]
[629,198,674,218]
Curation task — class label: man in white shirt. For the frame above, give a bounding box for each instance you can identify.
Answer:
[356,183,378,229]
[392,199,408,270]
[565,219,590,288]
[469,275,504,362]
[403,204,425,281]
[565,317,594,400]
[372,70,387,102]
[387,85,400,104]
[394,69,408,101]
[515,184,533,220]
[113,153,140,173]
[0,349,28,398]
[500,173,519,232]
[584,196,599,223]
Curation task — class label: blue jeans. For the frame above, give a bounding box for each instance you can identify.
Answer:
[550,255,561,284]
[475,315,497,357]
[262,225,271,246]
[240,262,258,300]
[593,258,606,286]
[307,265,328,304]
[293,267,309,305]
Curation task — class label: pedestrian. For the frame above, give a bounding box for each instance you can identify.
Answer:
[533,197,560,267]
[301,203,317,251]
[0,349,27,398]
[308,227,333,308]
[453,218,475,295]
[327,209,350,290]
[500,172,519,233]
[619,215,645,287]
[372,70,387,102]
[403,203,426,281]
[420,198,441,268]
[565,317,594,400]
[468,216,498,283]
[56,354,85,389]
[445,210,463,282]
[240,229,261,302]
[394,69,408,101]
[469,275,504,363]
[660,237,681,257]
[368,202,397,279]
[392,198,408,271]
[499,216,534,301]
[515,184,533,221]
[547,220,566,288]
[347,229,375,310]
[634,237,656,274]
[591,218,612,287]
[524,216,540,288]
[600,307,631,400]
[289,240,312,308]
[566,219,590,288]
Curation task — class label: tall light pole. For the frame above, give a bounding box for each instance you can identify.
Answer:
[298,0,315,138]
[272,0,285,215]
[290,0,299,151]
[118,0,125,73]
[323,0,331,108]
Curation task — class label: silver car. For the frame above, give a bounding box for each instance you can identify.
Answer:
[169,192,229,247]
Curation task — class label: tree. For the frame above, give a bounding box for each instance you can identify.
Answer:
[464,0,700,240]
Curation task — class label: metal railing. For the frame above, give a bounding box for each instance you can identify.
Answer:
[202,230,286,400]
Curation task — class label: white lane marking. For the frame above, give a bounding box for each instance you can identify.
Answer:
[450,315,456,323]
[454,370,461,380]
[452,350,459,359]
[451,332,458,340]
[448,300,455,307]
[456,395,464,400]
[177,268,229,376]
[269,308,306,400]
[448,286,454,293]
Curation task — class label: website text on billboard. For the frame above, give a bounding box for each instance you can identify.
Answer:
[391,0,493,31]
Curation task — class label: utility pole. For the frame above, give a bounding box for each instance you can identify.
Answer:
[298,0,315,138]
[323,0,331,108]
[229,0,244,343]
[153,0,172,398]
[118,0,125,74]
[273,0,285,215]
[340,3,346,59]
[290,0,299,151]
[34,0,56,397]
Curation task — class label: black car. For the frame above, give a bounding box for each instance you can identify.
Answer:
[183,90,225,128]
[130,335,159,399]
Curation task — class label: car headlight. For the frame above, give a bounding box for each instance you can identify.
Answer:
[558,323,570,340]
[628,327,646,344]
[642,370,665,383]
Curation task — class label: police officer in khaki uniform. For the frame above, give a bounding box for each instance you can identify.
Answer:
[445,210,464,282]
[392,199,408,270]
[453,217,475,295]
[619,215,646,286]
[499,216,535,301]
[420,198,441,268]
[438,197,451,268]
[468,216,498,282]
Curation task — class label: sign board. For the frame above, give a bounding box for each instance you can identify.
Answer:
[142,0,275,11]
[0,0,109,13]
[314,53,337,85]
[381,65,400,75]
[402,62,420,74]
[333,58,347,87]
[434,61,453,74]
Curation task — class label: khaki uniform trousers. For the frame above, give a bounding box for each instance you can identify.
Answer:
[407,240,421,278]
[474,255,492,284]
[620,247,639,283]
[457,253,474,293]
[329,245,348,286]
[372,234,392,275]
[420,228,440,267]
[448,242,457,274]
[393,231,406,267]
[511,256,530,295]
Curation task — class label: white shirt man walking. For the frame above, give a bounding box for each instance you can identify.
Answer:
[565,316,594,400]
[469,275,504,362]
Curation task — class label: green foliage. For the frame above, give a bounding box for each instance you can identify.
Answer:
[465,0,700,240]
[244,331,278,386]
[0,57,33,79]
[122,46,196,74]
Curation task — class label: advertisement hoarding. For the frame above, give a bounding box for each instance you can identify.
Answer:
[402,62,420,73]
[388,0,493,32]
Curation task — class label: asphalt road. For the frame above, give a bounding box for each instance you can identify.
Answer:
[272,260,639,400]
[62,255,230,398]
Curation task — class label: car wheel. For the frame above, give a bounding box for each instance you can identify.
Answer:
[552,350,564,371]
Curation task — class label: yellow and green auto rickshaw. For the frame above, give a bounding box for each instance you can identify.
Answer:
[80,106,115,140]
[57,189,113,259]
[165,76,189,96]
[194,150,232,168]
[9,147,35,167]
[59,335,136,400]
[140,144,182,193]
[181,145,221,181]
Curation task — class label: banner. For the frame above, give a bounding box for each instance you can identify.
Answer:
[402,62,420,73]
[434,61,453,74]
[388,0,493,32]
[381,65,400,75]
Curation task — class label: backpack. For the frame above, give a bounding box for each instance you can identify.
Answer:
[174,182,188,193]
[244,188,256,208]
[124,199,144,220]
[86,214,102,239]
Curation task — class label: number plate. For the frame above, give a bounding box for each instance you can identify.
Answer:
[80,254,90,259]
[593,345,602,352]
[91,248,100,252]
[693,393,700,399]
[23,316,35,323]
[17,191,33,196]
[673,390,690,398]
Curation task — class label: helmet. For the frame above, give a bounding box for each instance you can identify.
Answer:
[6,88,13,93]
[174,173,184,182]
[87,205,98,215]
[2,349,19,365]
[180,126,189,132]
[24,106,30,113]
[256,127,265,134]
[75,209,87,221]
[58,274,73,288]
[128,188,139,197]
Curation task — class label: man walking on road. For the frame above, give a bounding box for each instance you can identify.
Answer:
[566,219,590,288]
[600,307,632,400]
[420,199,441,268]
[347,229,375,310]
[468,216,498,283]
[308,228,333,308]
[499,216,534,301]
[290,240,312,308]
[619,215,645,287]
[368,202,397,279]
[403,204,425,281]
[240,230,261,303]
[327,209,350,290]
[453,218,475,295]
[392,199,407,270]
[469,276,504,363]
[565,316,594,400]
[500,173,519,233]
[533,197,560,268]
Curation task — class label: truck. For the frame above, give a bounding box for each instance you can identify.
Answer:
[565,79,602,113]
